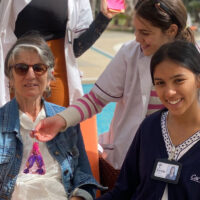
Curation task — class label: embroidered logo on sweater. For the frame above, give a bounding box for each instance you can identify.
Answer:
[190,174,200,183]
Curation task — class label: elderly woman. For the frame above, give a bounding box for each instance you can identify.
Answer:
[0,33,102,200]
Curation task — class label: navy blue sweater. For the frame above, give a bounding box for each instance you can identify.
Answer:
[97,109,200,200]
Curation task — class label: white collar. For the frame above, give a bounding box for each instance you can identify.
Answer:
[19,107,46,131]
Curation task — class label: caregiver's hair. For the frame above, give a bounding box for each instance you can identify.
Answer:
[135,0,195,43]
[150,40,200,84]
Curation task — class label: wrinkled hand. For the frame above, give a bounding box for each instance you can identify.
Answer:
[101,0,120,19]
[31,115,66,142]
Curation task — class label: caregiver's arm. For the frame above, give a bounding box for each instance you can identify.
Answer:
[33,91,108,141]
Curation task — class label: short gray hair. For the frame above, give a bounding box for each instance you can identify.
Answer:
[5,33,55,80]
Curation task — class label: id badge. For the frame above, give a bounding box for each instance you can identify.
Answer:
[151,159,182,184]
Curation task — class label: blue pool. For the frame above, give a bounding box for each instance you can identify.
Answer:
[82,84,116,135]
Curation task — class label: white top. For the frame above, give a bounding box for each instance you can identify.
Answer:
[59,40,153,170]
[94,40,152,169]
[11,108,67,200]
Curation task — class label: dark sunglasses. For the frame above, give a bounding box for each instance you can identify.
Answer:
[10,63,49,76]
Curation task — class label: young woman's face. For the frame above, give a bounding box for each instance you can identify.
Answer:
[153,60,200,116]
[133,15,174,56]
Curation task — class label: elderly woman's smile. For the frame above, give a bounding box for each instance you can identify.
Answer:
[24,83,39,87]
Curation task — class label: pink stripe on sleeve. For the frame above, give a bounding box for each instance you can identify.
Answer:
[77,99,92,118]
[70,105,84,121]
[89,91,105,107]
[150,90,158,97]
[148,104,165,109]
[84,94,98,113]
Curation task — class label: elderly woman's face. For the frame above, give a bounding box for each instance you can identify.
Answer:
[10,49,50,102]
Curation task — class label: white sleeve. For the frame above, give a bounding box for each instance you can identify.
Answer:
[74,0,93,37]
[92,43,128,102]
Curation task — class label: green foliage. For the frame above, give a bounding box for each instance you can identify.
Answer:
[182,0,190,9]
[114,14,127,26]
[188,0,200,11]
[188,0,200,21]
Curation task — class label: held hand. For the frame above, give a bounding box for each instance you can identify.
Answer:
[31,115,66,142]
[101,0,120,19]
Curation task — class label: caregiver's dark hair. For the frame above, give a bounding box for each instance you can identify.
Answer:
[135,0,195,43]
[150,41,200,84]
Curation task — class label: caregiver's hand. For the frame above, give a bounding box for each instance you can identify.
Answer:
[31,115,66,142]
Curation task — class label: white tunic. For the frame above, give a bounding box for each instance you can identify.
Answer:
[11,108,67,200]
[93,40,152,169]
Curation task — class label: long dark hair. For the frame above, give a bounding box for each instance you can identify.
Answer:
[135,0,195,43]
[150,41,200,84]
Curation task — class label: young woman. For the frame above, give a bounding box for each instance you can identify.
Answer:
[96,40,200,199]
[33,0,196,172]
